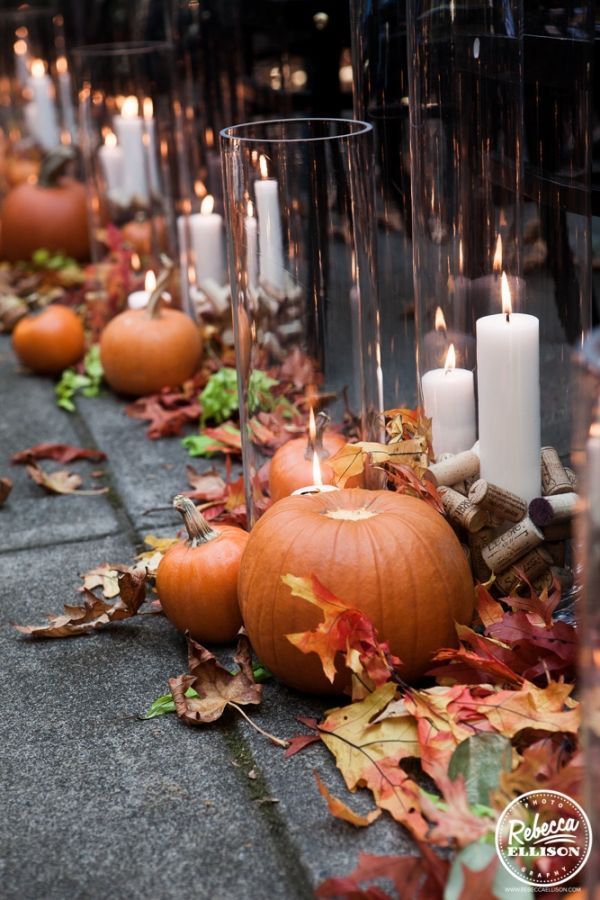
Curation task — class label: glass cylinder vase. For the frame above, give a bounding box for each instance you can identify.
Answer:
[220,118,382,525]
[0,8,76,197]
[74,41,192,308]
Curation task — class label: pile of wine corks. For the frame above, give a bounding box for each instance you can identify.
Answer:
[428,446,577,595]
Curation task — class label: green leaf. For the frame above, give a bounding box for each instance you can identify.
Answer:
[55,345,104,412]
[182,434,225,457]
[448,733,513,808]
[247,370,279,413]
[444,840,533,900]
[32,248,51,266]
[199,368,239,426]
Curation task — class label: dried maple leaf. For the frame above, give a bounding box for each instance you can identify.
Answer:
[314,771,381,827]
[315,850,449,900]
[11,443,107,465]
[126,395,201,439]
[25,462,109,496]
[499,577,562,627]
[14,567,146,638]
[284,574,401,690]
[0,476,12,505]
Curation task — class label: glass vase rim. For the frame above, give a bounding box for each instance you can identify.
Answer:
[72,40,174,59]
[220,117,373,145]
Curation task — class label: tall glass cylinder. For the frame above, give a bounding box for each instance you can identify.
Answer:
[220,118,382,525]
[0,8,76,196]
[573,329,600,899]
[74,41,192,306]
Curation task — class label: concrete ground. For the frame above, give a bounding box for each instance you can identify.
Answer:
[0,335,413,900]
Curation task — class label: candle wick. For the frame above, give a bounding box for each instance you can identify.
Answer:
[506,312,510,323]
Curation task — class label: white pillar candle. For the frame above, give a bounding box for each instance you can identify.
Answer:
[56,57,76,140]
[254,155,285,294]
[113,95,148,205]
[245,200,258,292]
[98,130,124,200]
[128,270,156,310]
[422,343,476,457]
[27,59,60,151]
[185,195,225,286]
[476,272,541,502]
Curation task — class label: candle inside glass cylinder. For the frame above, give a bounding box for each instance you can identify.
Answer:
[254,155,285,295]
[291,408,340,496]
[98,129,124,199]
[182,194,225,287]
[27,58,60,151]
[422,343,476,458]
[113,95,148,205]
[476,272,541,502]
[128,269,156,309]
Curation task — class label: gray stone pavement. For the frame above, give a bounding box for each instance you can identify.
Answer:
[0,335,413,900]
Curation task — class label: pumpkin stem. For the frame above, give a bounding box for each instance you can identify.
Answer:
[173,494,219,545]
[304,410,332,461]
[145,255,174,319]
[37,146,77,188]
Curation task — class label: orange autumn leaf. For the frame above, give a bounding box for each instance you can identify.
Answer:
[457,681,580,738]
[420,767,496,848]
[326,443,366,487]
[284,574,400,688]
[314,771,381,827]
[474,585,505,628]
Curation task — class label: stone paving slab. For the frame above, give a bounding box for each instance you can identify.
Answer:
[0,340,122,551]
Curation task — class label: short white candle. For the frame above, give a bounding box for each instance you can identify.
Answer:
[114,95,148,205]
[245,200,258,292]
[184,195,225,286]
[254,155,285,294]
[98,130,124,199]
[422,343,476,457]
[128,270,156,310]
[27,59,60,151]
[477,272,541,502]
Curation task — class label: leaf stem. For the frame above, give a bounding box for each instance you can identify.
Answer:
[229,702,289,748]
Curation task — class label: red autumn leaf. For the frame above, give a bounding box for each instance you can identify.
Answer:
[11,443,107,465]
[184,465,227,501]
[494,738,582,811]
[454,681,579,738]
[386,463,444,514]
[315,850,449,900]
[499,577,562,627]
[474,585,505,628]
[283,574,401,688]
[420,767,496,848]
[428,644,525,688]
[314,771,381,827]
[486,612,577,681]
[126,396,201,439]
[284,734,322,759]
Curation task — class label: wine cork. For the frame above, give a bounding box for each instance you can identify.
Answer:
[438,486,489,533]
[542,521,572,542]
[468,479,527,523]
[481,517,544,572]
[429,451,480,487]
[468,526,495,582]
[565,467,577,489]
[452,481,468,496]
[494,546,553,595]
[531,570,554,594]
[529,492,578,527]
[545,541,566,567]
[541,446,572,496]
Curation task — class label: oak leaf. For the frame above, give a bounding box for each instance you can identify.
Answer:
[126,395,201,439]
[25,462,108,496]
[460,681,579,738]
[315,849,449,900]
[314,771,381,827]
[11,443,107,465]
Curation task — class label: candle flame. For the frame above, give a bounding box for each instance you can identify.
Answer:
[444,343,456,373]
[201,194,214,216]
[247,199,254,218]
[104,129,117,148]
[56,56,68,75]
[205,126,214,148]
[131,252,141,270]
[434,307,447,333]
[259,154,269,179]
[13,39,27,57]
[194,179,207,199]
[309,408,323,486]
[142,97,153,120]
[30,59,46,78]
[501,271,512,318]
[121,95,139,119]
[493,234,502,274]
[15,26,28,39]
[144,270,156,292]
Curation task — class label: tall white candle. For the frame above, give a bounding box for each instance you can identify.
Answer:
[56,56,76,140]
[98,130,124,200]
[422,343,476,457]
[180,195,225,286]
[27,59,60,151]
[254,155,285,294]
[476,272,541,502]
[142,98,160,194]
[245,200,258,292]
[113,95,148,205]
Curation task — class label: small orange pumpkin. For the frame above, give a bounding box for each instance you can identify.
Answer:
[99,270,202,396]
[239,488,474,694]
[12,304,85,375]
[0,147,89,262]
[156,495,249,643]
[121,216,167,257]
[269,412,347,501]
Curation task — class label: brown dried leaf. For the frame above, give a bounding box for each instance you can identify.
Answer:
[25,462,108,496]
[14,567,146,638]
[12,443,107,465]
[81,564,121,598]
[0,476,13,506]
[169,633,262,724]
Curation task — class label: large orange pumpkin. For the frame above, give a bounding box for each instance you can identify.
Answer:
[99,275,202,396]
[0,147,90,262]
[239,489,474,694]
[156,495,248,643]
[12,304,85,375]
